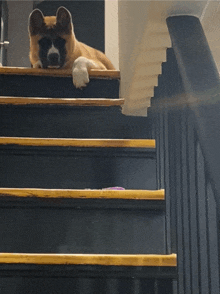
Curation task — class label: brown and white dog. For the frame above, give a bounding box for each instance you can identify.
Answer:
[28,6,115,88]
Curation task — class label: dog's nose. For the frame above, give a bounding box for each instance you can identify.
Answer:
[48,53,59,66]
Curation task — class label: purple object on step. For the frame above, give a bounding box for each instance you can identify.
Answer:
[102,187,125,190]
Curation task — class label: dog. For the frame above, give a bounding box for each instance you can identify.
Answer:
[28,6,115,88]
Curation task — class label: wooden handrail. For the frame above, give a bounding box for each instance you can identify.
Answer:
[0,188,164,200]
[0,137,156,148]
[0,253,177,267]
[0,67,120,79]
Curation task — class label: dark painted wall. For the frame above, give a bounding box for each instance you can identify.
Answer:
[34,0,105,52]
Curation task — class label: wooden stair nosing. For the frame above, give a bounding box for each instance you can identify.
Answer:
[0,188,165,200]
[0,137,156,148]
[0,97,124,106]
[0,253,177,267]
[0,67,120,79]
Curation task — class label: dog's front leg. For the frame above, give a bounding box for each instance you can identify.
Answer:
[33,60,43,68]
[72,56,100,89]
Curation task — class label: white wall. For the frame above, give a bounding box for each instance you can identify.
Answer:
[7,1,33,67]
[105,0,119,69]
[118,1,213,116]
[201,1,220,73]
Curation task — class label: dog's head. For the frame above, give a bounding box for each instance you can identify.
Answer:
[29,6,73,68]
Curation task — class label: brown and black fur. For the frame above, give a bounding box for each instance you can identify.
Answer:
[29,6,115,87]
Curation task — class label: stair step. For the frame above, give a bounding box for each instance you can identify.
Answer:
[0,255,177,288]
[0,253,176,267]
[0,138,156,189]
[0,188,164,212]
[0,67,120,79]
[0,102,152,139]
[0,97,125,106]
[0,190,165,253]
[0,276,175,294]
[0,188,164,200]
[0,137,155,148]
[0,68,120,98]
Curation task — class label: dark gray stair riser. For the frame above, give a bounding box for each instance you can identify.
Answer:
[0,75,119,98]
[0,105,152,139]
[0,264,176,279]
[0,206,165,254]
[0,147,156,189]
[0,275,174,294]
[0,197,165,210]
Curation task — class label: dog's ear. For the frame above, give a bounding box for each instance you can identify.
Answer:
[29,9,44,35]
[56,7,72,32]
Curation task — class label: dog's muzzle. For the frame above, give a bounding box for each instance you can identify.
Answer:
[48,53,60,66]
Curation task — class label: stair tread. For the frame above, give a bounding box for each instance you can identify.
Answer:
[0,188,164,200]
[0,253,176,267]
[0,137,156,148]
[0,67,120,79]
[0,97,124,106]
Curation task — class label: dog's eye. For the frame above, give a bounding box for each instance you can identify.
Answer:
[54,37,66,48]
[39,38,52,48]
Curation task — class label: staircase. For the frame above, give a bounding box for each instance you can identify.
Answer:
[0,67,176,293]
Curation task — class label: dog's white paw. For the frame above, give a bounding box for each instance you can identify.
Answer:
[72,56,99,89]
[72,66,89,89]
